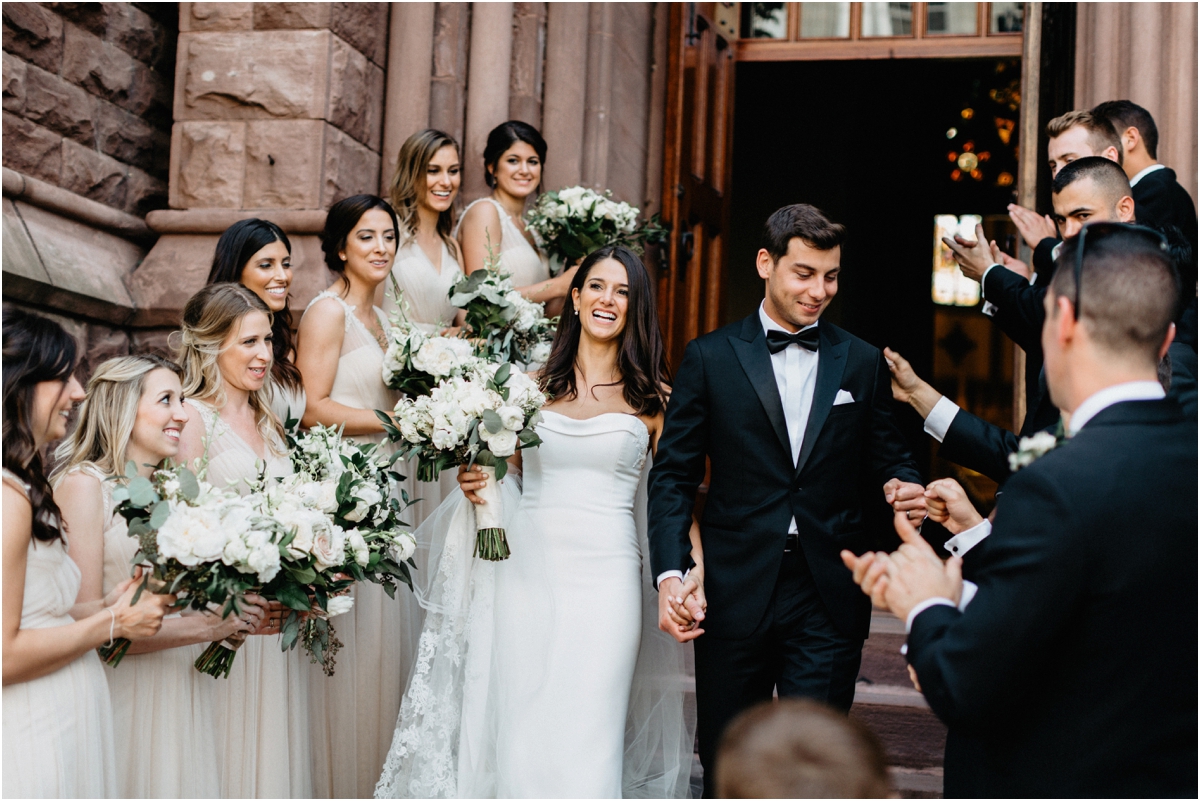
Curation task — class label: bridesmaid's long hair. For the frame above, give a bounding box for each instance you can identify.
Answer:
[206,219,302,393]
[52,355,182,482]
[388,129,461,259]
[177,283,283,446]
[541,246,671,416]
[2,307,77,542]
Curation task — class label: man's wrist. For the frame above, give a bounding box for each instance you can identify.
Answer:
[905,597,957,633]
[908,384,942,420]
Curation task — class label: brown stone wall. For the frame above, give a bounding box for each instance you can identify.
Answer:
[2,2,173,215]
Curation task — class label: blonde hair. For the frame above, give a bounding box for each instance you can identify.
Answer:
[388,128,461,259]
[1046,110,1123,161]
[52,354,182,482]
[177,282,283,446]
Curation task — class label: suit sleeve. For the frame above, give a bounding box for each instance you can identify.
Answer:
[868,351,922,488]
[647,339,709,581]
[937,408,1022,484]
[906,467,1085,727]
[984,265,1048,353]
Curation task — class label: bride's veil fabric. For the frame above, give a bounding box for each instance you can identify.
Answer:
[374,460,697,799]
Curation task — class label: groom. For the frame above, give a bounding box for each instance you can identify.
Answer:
[648,204,925,796]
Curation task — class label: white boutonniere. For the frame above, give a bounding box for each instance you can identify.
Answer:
[1007,430,1060,472]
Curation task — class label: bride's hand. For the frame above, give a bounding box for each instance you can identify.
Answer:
[457,464,487,505]
[669,572,706,628]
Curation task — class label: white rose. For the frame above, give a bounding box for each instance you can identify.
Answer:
[528,340,552,365]
[413,337,475,378]
[278,506,316,559]
[393,532,416,562]
[296,480,339,514]
[484,427,519,458]
[347,530,371,567]
[497,405,525,431]
[311,520,346,571]
[326,595,355,617]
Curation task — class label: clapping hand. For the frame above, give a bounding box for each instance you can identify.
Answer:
[943,223,1008,283]
[1007,203,1057,250]
[924,478,984,535]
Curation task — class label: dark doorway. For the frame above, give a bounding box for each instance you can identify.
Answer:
[725,57,1021,483]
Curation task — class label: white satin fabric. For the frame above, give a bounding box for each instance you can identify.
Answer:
[375,412,696,799]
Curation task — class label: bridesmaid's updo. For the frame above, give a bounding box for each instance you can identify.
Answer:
[2,307,77,542]
[321,194,401,274]
[541,245,670,416]
[483,120,547,189]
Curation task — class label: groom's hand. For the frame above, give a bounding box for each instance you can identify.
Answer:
[658,577,704,643]
[884,478,927,523]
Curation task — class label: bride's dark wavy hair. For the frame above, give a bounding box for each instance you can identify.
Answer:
[2,306,77,543]
[540,245,670,415]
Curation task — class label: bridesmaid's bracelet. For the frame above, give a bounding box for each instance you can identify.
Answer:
[105,608,116,646]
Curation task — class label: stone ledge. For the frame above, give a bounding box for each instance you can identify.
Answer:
[2,167,154,243]
[146,207,327,234]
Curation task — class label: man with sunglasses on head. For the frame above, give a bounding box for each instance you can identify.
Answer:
[846,224,1197,797]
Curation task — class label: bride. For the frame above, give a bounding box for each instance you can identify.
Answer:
[376,245,701,799]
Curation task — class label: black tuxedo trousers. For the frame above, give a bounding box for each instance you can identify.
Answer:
[648,314,921,795]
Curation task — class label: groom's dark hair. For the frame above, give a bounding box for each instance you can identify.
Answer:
[761,204,847,261]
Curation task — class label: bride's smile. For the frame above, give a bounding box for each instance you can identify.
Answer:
[574,258,630,342]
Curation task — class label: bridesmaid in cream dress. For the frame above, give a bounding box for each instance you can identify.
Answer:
[457,120,579,319]
[297,194,420,798]
[383,129,469,527]
[175,284,313,799]
[206,218,307,426]
[2,310,170,798]
[53,355,263,798]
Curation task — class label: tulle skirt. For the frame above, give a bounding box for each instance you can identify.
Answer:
[3,650,117,798]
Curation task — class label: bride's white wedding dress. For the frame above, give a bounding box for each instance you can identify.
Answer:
[375,411,695,798]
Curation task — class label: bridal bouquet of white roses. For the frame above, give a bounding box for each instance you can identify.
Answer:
[382,281,481,397]
[525,185,667,276]
[380,362,546,560]
[449,262,556,365]
[106,462,283,669]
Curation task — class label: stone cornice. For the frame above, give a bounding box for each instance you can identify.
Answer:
[145,208,328,235]
[1,168,155,245]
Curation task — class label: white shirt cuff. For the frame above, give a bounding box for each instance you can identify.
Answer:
[959,580,978,611]
[922,395,960,442]
[656,570,685,590]
[982,300,998,318]
[905,597,957,633]
[943,519,992,558]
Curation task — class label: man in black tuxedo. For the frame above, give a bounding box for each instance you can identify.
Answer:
[1093,99,1199,289]
[647,204,925,796]
[847,224,1198,797]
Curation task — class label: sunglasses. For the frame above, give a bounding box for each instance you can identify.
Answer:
[1071,222,1169,321]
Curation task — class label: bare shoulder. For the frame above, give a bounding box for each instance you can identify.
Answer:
[55,470,102,501]
[297,294,348,342]
[2,480,32,534]
[461,199,501,229]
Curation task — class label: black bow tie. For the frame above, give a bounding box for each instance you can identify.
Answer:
[766,327,820,354]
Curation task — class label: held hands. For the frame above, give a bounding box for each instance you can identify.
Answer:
[1007,203,1057,250]
[924,478,983,535]
[883,478,928,524]
[658,576,705,643]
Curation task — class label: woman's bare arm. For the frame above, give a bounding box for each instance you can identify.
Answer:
[296,296,386,436]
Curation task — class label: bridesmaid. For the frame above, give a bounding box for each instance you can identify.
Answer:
[296,195,421,798]
[206,218,306,427]
[53,354,264,798]
[382,128,466,334]
[457,120,579,318]
[2,308,169,798]
[385,129,467,524]
[174,283,313,799]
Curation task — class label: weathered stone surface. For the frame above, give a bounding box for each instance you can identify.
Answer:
[243,119,323,209]
[2,51,26,113]
[169,121,245,209]
[2,3,64,73]
[322,125,380,207]
[253,3,331,31]
[151,128,171,176]
[96,100,156,173]
[509,2,545,126]
[429,2,469,145]
[2,112,63,183]
[3,197,53,287]
[177,30,331,121]
[330,3,388,66]
[61,23,165,118]
[130,328,174,358]
[328,35,384,150]
[23,63,95,145]
[122,165,167,215]
[53,3,167,67]
[180,3,253,32]
[60,139,127,209]
[81,322,131,376]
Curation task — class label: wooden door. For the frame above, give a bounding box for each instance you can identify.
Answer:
[658,2,737,369]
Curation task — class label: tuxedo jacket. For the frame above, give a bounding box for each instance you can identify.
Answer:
[648,314,921,641]
[1133,166,1198,273]
[908,399,1198,797]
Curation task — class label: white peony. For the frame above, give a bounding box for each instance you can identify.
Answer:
[296,479,340,514]
[327,595,355,617]
[412,336,475,378]
[527,340,552,365]
[156,503,227,566]
[278,504,317,559]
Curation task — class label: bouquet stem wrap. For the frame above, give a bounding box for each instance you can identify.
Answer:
[473,465,510,561]
[195,631,247,679]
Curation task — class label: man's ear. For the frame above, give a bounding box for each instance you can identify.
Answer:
[1052,293,1076,344]
[1103,145,1122,166]
[1159,322,1176,360]
[1116,195,1136,222]
[755,249,775,281]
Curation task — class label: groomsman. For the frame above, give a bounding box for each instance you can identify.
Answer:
[648,204,925,796]
[848,224,1198,797]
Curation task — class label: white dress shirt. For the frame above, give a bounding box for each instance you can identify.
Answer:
[1129,163,1166,187]
[656,303,821,589]
[904,380,1167,631]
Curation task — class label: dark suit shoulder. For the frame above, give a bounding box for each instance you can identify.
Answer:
[817,320,881,358]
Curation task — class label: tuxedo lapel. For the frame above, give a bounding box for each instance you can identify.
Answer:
[795,325,850,475]
[728,316,791,459]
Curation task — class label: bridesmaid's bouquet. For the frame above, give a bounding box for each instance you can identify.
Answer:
[525,185,667,276]
[380,362,546,560]
[106,462,283,668]
[449,259,556,365]
[382,279,480,397]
